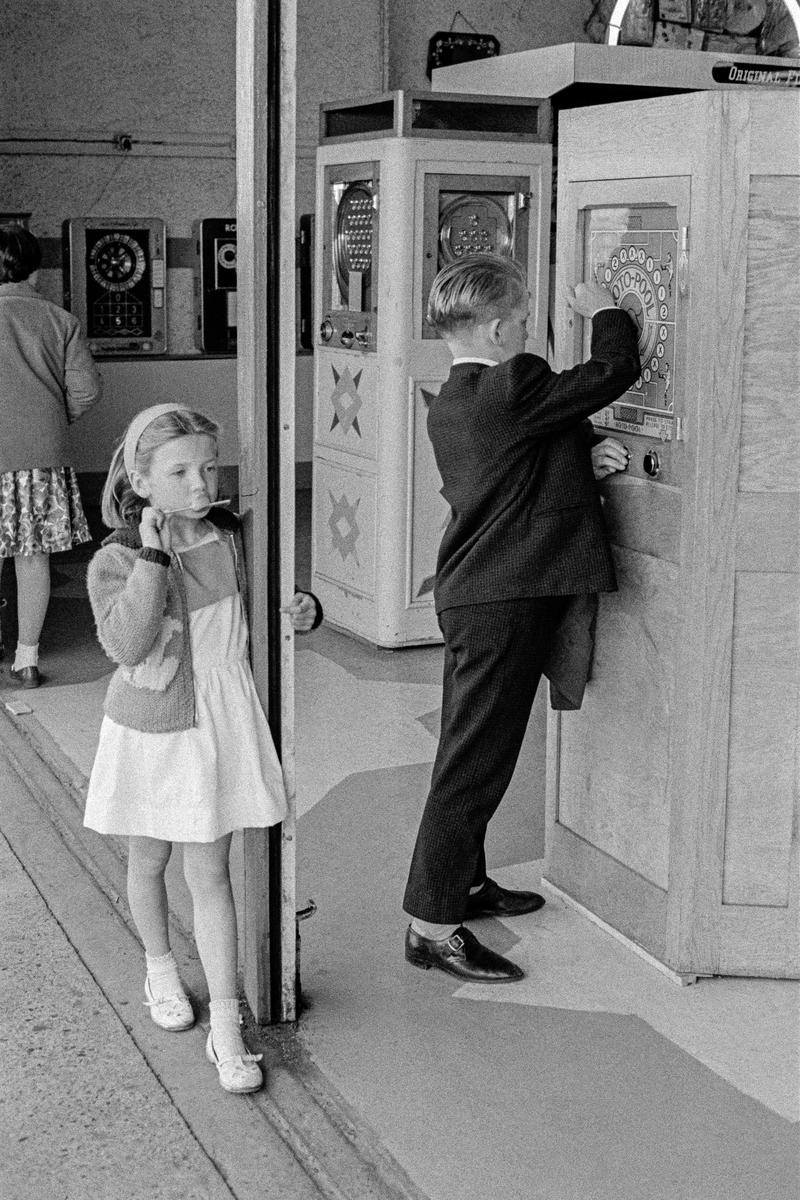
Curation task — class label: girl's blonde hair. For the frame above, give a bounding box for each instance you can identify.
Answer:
[101,408,220,529]
[426,252,527,336]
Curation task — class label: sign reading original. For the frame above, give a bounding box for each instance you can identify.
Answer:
[712,60,800,85]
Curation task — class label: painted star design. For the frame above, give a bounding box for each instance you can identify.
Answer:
[330,365,363,437]
[328,491,361,565]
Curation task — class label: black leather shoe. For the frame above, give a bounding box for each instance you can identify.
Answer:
[9,665,42,689]
[405,924,524,984]
[465,878,545,919]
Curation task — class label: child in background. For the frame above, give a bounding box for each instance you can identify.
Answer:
[0,223,102,687]
[83,404,320,1093]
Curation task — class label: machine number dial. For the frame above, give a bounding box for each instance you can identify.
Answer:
[587,211,680,439]
[602,246,672,385]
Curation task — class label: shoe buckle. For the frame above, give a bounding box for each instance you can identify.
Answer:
[448,933,465,951]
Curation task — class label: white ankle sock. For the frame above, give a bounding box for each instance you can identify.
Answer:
[209,998,247,1057]
[145,949,183,999]
[411,919,459,942]
[12,642,38,671]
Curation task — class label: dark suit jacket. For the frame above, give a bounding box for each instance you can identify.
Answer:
[428,308,640,614]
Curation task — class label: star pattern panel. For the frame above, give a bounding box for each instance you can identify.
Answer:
[314,353,377,460]
[312,456,376,599]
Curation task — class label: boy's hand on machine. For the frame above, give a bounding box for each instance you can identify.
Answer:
[281,591,317,633]
[592,437,630,480]
[567,282,618,319]
[140,506,172,554]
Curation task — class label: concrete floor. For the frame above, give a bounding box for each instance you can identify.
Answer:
[0,526,798,1200]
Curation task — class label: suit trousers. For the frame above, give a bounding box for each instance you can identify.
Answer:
[403,595,569,923]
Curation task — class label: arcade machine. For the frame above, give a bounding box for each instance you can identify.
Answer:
[310,91,551,646]
[64,218,167,355]
[435,47,800,980]
[547,88,799,982]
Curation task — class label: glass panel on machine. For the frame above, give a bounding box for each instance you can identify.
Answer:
[583,204,679,443]
[320,166,378,351]
[421,175,530,340]
[437,191,515,263]
[333,180,375,310]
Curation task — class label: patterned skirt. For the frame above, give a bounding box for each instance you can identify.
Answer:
[0,467,91,557]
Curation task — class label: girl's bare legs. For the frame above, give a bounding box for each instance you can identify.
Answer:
[128,836,193,1028]
[127,836,173,956]
[13,551,50,668]
[181,834,237,1000]
[183,835,261,1090]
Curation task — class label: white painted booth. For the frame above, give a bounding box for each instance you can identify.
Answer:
[310,91,551,646]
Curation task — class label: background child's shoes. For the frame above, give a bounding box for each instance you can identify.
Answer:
[9,665,42,689]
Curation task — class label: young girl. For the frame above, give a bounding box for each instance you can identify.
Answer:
[83,404,320,1093]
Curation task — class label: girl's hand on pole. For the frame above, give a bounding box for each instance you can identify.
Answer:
[140,506,171,554]
[281,592,317,633]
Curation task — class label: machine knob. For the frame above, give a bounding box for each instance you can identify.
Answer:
[320,318,333,342]
[339,329,354,348]
[643,449,661,478]
[354,328,372,348]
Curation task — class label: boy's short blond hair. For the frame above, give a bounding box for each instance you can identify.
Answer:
[426,253,527,336]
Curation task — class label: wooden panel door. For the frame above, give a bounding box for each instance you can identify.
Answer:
[715,164,800,976]
[547,174,691,971]
[546,91,800,980]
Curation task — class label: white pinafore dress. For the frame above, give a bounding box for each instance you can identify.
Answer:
[84,529,287,842]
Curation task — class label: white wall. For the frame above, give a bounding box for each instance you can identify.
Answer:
[1,1,589,470]
[386,0,590,87]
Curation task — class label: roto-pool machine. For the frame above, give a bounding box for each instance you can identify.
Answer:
[434,45,800,981]
[310,90,552,647]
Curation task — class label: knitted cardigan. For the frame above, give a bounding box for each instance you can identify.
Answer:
[87,507,320,733]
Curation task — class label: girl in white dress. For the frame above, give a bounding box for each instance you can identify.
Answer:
[84,404,319,1093]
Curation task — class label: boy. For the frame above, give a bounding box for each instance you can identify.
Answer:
[403,253,640,984]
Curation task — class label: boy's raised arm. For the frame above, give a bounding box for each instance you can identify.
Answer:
[507,300,641,437]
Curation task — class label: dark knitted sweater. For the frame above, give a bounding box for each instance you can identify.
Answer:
[429,308,640,612]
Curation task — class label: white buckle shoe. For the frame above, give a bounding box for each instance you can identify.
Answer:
[144,977,195,1031]
[205,1029,263,1094]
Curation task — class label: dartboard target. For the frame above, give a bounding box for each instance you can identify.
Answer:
[88,232,147,291]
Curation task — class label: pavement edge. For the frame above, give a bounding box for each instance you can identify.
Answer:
[0,702,431,1200]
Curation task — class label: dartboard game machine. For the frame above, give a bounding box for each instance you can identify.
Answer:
[64,218,167,354]
[311,89,552,647]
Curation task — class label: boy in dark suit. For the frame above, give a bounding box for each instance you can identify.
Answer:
[404,252,640,983]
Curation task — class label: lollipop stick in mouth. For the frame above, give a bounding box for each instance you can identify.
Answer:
[161,497,232,515]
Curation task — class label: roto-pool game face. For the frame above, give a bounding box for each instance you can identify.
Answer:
[585,204,683,446]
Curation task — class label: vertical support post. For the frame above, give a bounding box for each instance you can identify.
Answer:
[236,0,298,1023]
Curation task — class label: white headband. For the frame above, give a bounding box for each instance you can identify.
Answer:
[123,404,193,478]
